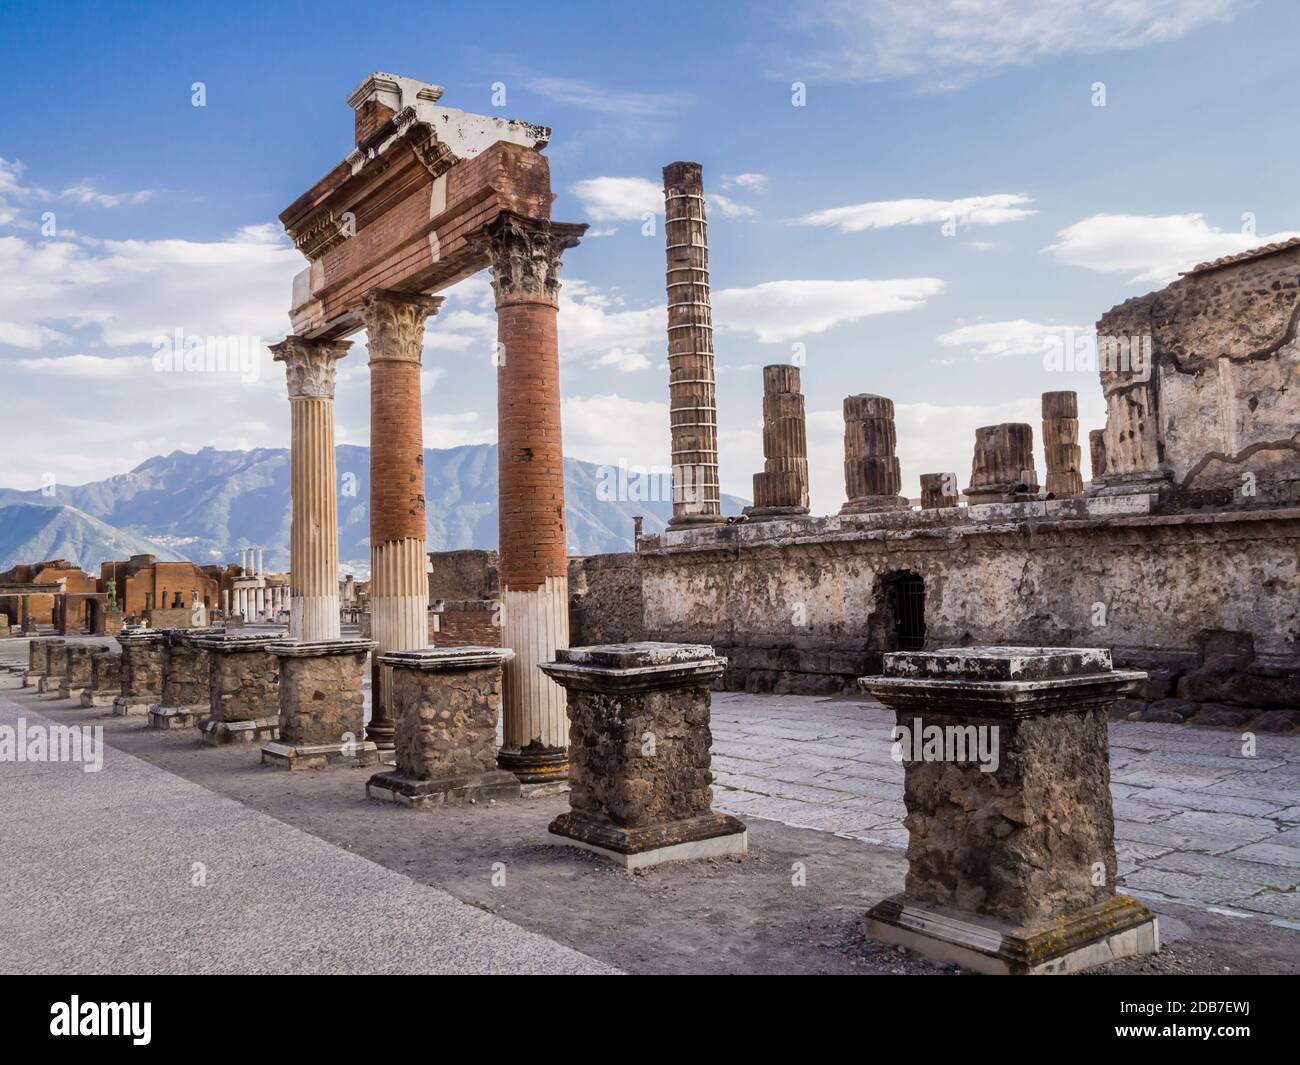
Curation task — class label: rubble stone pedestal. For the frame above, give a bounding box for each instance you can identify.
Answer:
[113,629,166,715]
[148,629,220,729]
[24,637,61,689]
[81,650,122,707]
[859,646,1158,975]
[38,641,68,694]
[195,632,281,746]
[366,646,520,806]
[261,639,379,769]
[540,642,747,869]
[57,644,96,700]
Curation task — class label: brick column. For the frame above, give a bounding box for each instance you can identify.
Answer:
[1042,391,1083,498]
[359,290,443,752]
[271,336,350,642]
[481,212,586,784]
[663,162,724,526]
[840,394,908,513]
[744,364,811,521]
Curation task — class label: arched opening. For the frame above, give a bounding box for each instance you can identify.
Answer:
[882,570,927,652]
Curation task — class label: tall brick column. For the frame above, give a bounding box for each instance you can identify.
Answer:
[1042,391,1084,498]
[360,290,443,752]
[663,162,724,527]
[745,364,811,521]
[482,211,585,784]
[271,336,350,642]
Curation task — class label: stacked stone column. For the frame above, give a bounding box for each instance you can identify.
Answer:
[663,162,723,527]
[358,292,442,753]
[1088,428,1107,483]
[1042,391,1083,498]
[919,473,960,509]
[480,212,586,784]
[965,423,1040,504]
[271,336,351,642]
[840,394,908,513]
[745,365,810,521]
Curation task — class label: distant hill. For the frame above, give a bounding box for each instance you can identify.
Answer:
[0,502,185,572]
[0,444,748,574]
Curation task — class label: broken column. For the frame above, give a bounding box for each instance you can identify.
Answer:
[964,423,1040,504]
[541,642,747,869]
[261,639,378,769]
[744,364,811,521]
[195,632,281,746]
[81,650,122,707]
[840,394,908,513]
[1088,429,1107,483]
[1042,391,1083,498]
[663,162,724,527]
[270,335,351,643]
[57,644,96,700]
[148,629,219,730]
[919,472,960,509]
[113,629,166,715]
[358,292,443,754]
[481,213,586,786]
[366,646,520,806]
[859,646,1158,974]
[38,641,68,694]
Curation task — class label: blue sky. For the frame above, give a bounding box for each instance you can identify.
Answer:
[2,0,1297,515]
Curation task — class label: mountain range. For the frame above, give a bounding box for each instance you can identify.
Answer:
[0,445,748,574]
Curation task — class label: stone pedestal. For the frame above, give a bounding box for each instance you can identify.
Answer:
[57,644,96,700]
[38,641,69,694]
[194,632,281,746]
[919,472,960,509]
[540,642,747,869]
[858,646,1158,975]
[366,647,520,806]
[148,628,220,730]
[81,650,122,707]
[965,423,1040,504]
[113,629,166,715]
[261,639,379,769]
[24,636,60,688]
[840,394,909,514]
[745,364,811,521]
[1042,391,1084,498]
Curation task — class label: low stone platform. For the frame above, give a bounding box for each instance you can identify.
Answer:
[262,739,380,770]
[262,638,377,771]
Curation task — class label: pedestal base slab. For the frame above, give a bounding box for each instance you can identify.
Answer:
[147,704,206,730]
[261,739,380,770]
[81,690,120,707]
[366,769,522,808]
[549,811,748,870]
[201,717,280,746]
[113,695,157,716]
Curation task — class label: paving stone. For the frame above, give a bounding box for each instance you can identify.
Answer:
[1223,891,1300,919]
[1146,851,1300,890]
[1119,867,1249,904]
[1225,842,1300,869]
[1132,786,1287,818]
[1163,810,1279,844]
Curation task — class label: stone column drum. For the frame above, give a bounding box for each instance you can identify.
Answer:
[148,628,220,730]
[270,335,351,644]
[481,212,586,786]
[359,292,443,754]
[195,632,281,746]
[1042,391,1083,498]
[663,162,724,527]
[261,639,378,770]
[919,472,960,509]
[745,364,811,521]
[1089,428,1107,483]
[859,646,1158,975]
[81,651,122,707]
[366,647,521,806]
[841,394,909,513]
[965,423,1040,504]
[113,629,166,715]
[38,641,69,694]
[57,644,96,700]
[540,643,748,869]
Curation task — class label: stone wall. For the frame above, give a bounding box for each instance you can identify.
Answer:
[568,553,644,646]
[427,549,499,602]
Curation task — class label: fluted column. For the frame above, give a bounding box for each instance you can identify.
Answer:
[479,211,586,784]
[359,290,442,751]
[920,473,960,509]
[1042,391,1083,498]
[745,364,810,520]
[841,394,909,513]
[664,162,724,526]
[1089,428,1107,482]
[271,336,349,642]
[965,423,1040,504]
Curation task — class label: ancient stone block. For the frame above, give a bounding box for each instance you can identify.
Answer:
[113,629,167,715]
[746,365,811,521]
[81,650,122,707]
[919,472,960,509]
[541,642,747,869]
[261,639,378,769]
[1042,391,1084,498]
[148,628,221,730]
[965,423,1040,503]
[193,632,281,746]
[841,394,909,514]
[57,645,96,699]
[367,647,520,806]
[859,645,1158,974]
[24,636,61,688]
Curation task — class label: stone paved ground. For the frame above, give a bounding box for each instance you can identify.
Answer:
[709,692,1300,931]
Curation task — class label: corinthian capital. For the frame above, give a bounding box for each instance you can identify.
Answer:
[478,213,586,307]
[271,336,352,399]
[360,290,444,364]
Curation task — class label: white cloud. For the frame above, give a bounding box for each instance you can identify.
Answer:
[714,278,945,343]
[596,349,652,373]
[727,173,768,191]
[708,193,757,220]
[1044,212,1300,284]
[560,394,670,470]
[938,319,1086,360]
[570,176,663,222]
[558,280,664,367]
[524,77,687,116]
[60,183,154,208]
[15,353,152,377]
[798,193,1034,233]
[790,0,1238,87]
